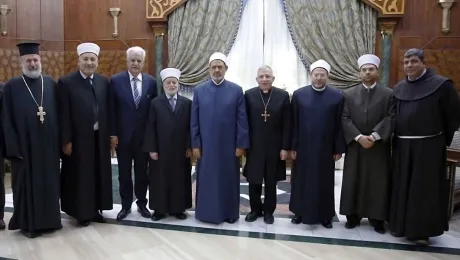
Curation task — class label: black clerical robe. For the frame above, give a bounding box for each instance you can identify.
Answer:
[143,94,192,214]
[1,75,62,232]
[289,85,346,224]
[389,68,460,239]
[0,82,5,220]
[58,71,113,221]
[340,84,395,221]
[243,87,291,184]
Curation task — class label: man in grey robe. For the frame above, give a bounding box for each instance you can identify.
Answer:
[340,54,395,234]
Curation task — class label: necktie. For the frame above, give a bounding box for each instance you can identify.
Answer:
[169,96,176,112]
[87,77,98,124]
[133,78,140,108]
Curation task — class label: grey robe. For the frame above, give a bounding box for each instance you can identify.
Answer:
[340,84,395,221]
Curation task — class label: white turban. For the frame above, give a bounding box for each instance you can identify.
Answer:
[357,54,380,69]
[209,52,227,65]
[160,68,181,81]
[310,59,331,73]
[77,43,100,56]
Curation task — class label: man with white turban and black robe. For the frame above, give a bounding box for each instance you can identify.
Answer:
[58,42,113,226]
[340,54,395,234]
[289,59,346,229]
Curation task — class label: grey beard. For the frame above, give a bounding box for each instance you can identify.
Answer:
[23,67,42,79]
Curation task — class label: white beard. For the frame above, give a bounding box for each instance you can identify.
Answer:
[23,67,42,79]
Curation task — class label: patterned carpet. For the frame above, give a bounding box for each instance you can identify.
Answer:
[111,165,292,215]
[111,165,339,220]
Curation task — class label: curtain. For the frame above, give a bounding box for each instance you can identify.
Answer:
[226,0,310,94]
[168,0,243,86]
[283,0,378,88]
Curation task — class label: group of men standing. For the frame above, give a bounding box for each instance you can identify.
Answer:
[0,41,458,248]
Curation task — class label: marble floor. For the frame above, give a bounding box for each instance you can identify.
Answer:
[2,159,460,259]
[0,212,459,260]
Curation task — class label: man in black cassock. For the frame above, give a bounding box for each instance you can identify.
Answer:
[389,48,460,246]
[58,42,113,226]
[289,59,346,229]
[1,42,62,238]
[243,65,290,224]
[0,81,5,231]
[340,54,395,234]
[143,68,192,221]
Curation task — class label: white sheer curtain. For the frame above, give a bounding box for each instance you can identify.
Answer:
[225,0,264,90]
[263,0,309,94]
[226,0,310,94]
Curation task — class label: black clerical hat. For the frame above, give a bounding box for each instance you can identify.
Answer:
[16,42,40,56]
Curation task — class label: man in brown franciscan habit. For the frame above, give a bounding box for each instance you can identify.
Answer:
[58,43,113,226]
[243,65,291,224]
[1,42,62,237]
[340,54,394,234]
[143,68,192,221]
[389,48,460,246]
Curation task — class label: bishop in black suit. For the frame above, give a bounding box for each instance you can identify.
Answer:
[243,65,291,224]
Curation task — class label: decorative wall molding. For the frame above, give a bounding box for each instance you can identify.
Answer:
[361,0,405,17]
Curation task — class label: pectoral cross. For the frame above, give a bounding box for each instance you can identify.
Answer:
[261,110,270,122]
[37,106,46,123]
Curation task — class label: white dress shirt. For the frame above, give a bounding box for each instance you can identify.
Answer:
[129,71,143,99]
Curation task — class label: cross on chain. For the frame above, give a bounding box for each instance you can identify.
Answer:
[37,106,46,123]
[261,110,270,122]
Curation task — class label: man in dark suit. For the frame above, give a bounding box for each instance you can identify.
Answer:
[109,46,157,220]
[0,81,5,230]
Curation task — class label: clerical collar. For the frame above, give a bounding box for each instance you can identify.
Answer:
[311,85,326,92]
[407,69,426,81]
[128,71,142,82]
[260,87,271,94]
[212,79,225,85]
[80,70,94,79]
[363,82,377,90]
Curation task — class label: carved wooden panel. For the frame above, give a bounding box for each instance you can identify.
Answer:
[362,0,405,16]
[397,49,460,91]
[0,49,149,83]
[0,49,65,82]
[64,51,149,77]
[146,0,186,21]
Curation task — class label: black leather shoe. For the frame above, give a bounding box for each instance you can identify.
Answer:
[374,221,386,234]
[321,220,333,229]
[0,219,5,230]
[93,212,106,223]
[291,215,302,224]
[263,213,274,224]
[345,221,359,229]
[151,212,165,221]
[225,218,237,224]
[245,212,262,222]
[21,230,41,238]
[117,208,132,221]
[174,213,187,220]
[78,220,90,227]
[138,206,151,218]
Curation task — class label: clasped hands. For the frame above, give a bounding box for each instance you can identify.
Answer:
[358,135,375,149]
[150,149,191,160]
[290,151,342,161]
[191,148,244,160]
